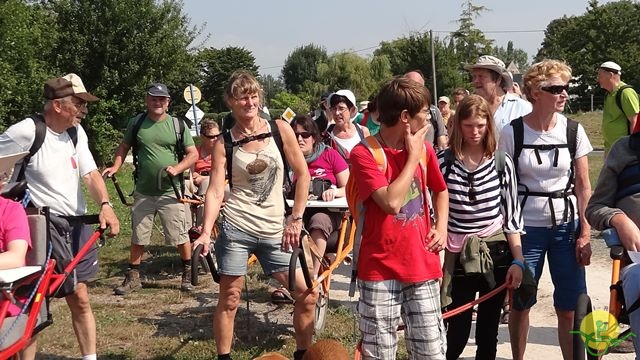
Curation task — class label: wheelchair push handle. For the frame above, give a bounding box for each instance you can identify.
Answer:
[190,243,220,285]
[288,231,314,292]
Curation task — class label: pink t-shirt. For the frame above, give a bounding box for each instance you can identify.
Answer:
[0,197,32,316]
[350,143,446,282]
[308,147,349,185]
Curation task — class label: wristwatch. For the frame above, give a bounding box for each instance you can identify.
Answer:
[291,215,303,222]
[100,201,113,208]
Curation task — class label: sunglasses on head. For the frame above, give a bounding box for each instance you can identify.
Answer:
[540,84,569,95]
[203,133,220,140]
[295,132,313,139]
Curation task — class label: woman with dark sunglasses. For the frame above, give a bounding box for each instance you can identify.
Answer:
[499,60,593,360]
[191,118,221,196]
[290,114,349,275]
[439,94,525,360]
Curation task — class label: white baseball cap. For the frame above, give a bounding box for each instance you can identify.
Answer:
[600,61,622,75]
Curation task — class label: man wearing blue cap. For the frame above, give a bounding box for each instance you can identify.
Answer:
[104,83,198,295]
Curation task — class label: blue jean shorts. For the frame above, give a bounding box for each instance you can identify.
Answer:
[214,220,291,276]
[517,220,587,311]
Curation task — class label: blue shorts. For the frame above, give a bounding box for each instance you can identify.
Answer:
[517,220,586,311]
[215,220,291,276]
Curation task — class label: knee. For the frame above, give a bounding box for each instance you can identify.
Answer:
[556,309,573,323]
[295,288,318,309]
[218,287,242,311]
[66,287,91,313]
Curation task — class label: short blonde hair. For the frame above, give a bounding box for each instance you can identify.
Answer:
[523,59,572,104]
[448,94,497,159]
[223,70,262,108]
[199,118,219,135]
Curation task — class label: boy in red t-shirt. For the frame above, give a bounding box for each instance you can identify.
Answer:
[350,77,449,359]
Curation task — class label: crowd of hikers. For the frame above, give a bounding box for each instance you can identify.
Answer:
[0,53,640,360]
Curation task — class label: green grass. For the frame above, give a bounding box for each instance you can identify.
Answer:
[572,110,603,150]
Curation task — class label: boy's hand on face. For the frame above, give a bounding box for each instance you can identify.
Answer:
[405,122,428,160]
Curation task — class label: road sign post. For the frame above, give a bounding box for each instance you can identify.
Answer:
[184,84,202,136]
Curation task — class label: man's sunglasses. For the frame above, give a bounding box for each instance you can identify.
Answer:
[203,133,220,140]
[295,132,313,139]
[540,84,569,95]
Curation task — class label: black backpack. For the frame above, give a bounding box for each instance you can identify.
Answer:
[615,84,638,134]
[129,113,186,192]
[510,116,579,227]
[16,114,78,182]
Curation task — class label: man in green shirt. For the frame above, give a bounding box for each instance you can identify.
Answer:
[598,61,639,154]
[104,83,198,294]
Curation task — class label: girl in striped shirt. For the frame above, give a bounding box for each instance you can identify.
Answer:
[438,95,525,360]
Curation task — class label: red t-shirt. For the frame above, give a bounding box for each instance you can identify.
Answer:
[194,145,211,174]
[350,142,446,282]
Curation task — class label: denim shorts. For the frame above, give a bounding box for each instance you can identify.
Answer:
[517,220,587,311]
[215,220,291,276]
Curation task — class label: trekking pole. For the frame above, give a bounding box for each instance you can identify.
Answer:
[158,167,202,205]
[103,173,132,206]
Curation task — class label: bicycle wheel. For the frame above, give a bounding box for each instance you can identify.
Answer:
[315,286,329,333]
[573,293,599,360]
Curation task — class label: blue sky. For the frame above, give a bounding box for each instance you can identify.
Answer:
[183,0,613,77]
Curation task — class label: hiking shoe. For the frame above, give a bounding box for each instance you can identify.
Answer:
[181,265,195,292]
[114,269,141,295]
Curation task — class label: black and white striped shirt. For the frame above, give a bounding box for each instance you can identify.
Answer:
[437,151,524,235]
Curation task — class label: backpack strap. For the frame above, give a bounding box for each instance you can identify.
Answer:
[495,149,506,188]
[430,106,440,142]
[615,85,634,133]
[348,135,386,297]
[511,117,525,175]
[130,112,147,184]
[17,114,77,182]
[223,130,234,188]
[442,148,456,183]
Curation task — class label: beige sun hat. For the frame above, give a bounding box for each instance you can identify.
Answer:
[464,55,513,90]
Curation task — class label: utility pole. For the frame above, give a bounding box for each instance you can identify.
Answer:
[430,30,437,100]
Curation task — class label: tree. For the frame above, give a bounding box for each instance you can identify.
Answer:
[198,46,259,113]
[0,0,58,130]
[493,41,529,73]
[375,33,468,101]
[537,0,640,111]
[281,44,328,93]
[258,74,285,107]
[46,0,202,163]
[451,0,494,65]
[315,52,392,104]
[270,91,310,115]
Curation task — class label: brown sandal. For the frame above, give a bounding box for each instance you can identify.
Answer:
[271,287,294,304]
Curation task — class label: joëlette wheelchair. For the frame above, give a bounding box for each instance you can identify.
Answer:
[0,181,105,359]
[573,228,638,360]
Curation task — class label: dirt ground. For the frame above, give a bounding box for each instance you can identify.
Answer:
[36,232,636,359]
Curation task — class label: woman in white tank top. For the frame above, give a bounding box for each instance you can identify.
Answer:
[326,89,370,161]
[193,71,317,360]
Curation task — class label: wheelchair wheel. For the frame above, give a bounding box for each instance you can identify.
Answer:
[573,293,599,360]
[315,285,329,333]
